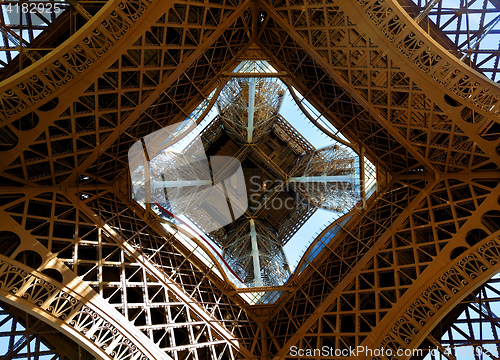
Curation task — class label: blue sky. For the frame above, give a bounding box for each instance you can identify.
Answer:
[168,84,346,270]
[277,86,344,268]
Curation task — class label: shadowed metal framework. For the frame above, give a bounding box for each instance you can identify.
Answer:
[0,0,499,359]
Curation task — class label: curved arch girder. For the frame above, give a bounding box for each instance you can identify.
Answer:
[0,255,172,360]
[360,179,500,359]
[258,0,500,174]
[0,0,158,122]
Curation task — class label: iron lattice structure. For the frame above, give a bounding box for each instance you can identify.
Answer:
[398,0,500,81]
[130,77,359,288]
[0,0,499,359]
[223,217,291,287]
[290,145,359,212]
[218,77,285,144]
[0,0,105,80]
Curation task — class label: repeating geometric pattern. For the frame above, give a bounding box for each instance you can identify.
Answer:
[0,0,251,186]
[0,0,157,119]
[0,0,499,359]
[0,254,161,360]
[265,176,500,359]
[0,0,105,80]
[0,189,259,359]
[422,276,500,359]
[258,0,500,175]
[398,0,500,82]
[0,300,95,360]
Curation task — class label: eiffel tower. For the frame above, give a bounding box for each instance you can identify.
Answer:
[0,0,500,359]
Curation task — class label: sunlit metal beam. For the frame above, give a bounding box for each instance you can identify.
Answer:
[247,79,256,143]
[250,219,262,287]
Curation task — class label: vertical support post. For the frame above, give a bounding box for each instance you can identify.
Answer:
[247,79,256,143]
[260,322,270,360]
[280,246,292,275]
[250,219,262,287]
[141,139,152,217]
[360,147,366,209]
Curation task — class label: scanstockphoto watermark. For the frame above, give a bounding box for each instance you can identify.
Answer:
[129,123,367,233]
[288,345,424,358]
[248,176,362,212]
[129,124,248,233]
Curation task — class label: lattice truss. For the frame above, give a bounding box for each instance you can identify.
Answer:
[290,181,357,213]
[0,0,251,185]
[0,189,261,360]
[130,134,212,212]
[218,77,285,144]
[148,77,357,287]
[0,0,107,78]
[257,0,500,175]
[417,275,500,360]
[0,0,498,358]
[223,218,290,287]
[0,301,95,359]
[294,145,355,177]
[290,145,360,212]
[265,177,500,358]
[397,0,500,81]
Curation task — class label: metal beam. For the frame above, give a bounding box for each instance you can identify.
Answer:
[223,72,287,77]
[289,175,354,182]
[260,1,438,176]
[283,79,355,150]
[0,303,87,360]
[68,193,256,359]
[67,0,92,20]
[359,147,366,208]
[250,219,262,287]
[62,0,253,184]
[0,207,171,360]
[271,179,437,359]
[414,0,441,24]
[247,79,256,143]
